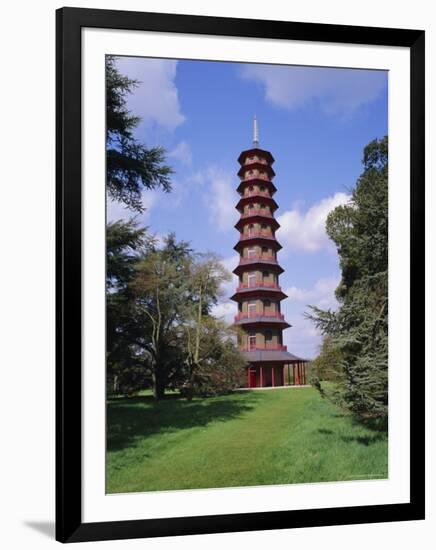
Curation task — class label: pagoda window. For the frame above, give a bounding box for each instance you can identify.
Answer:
[248,272,257,287]
[248,224,254,236]
[247,247,256,258]
[265,330,273,342]
[248,334,257,350]
[248,203,254,212]
[264,299,272,314]
[261,246,268,257]
[262,271,270,282]
[248,185,254,192]
[248,301,257,317]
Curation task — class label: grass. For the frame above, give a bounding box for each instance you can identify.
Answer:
[106,387,388,493]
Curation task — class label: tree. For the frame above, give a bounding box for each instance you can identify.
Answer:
[106,56,173,212]
[180,255,244,398]
[181,317,246,398]
[307,137,388,420]
[131,234,193,400]
[106,219,148,396]
[310,336,344,383]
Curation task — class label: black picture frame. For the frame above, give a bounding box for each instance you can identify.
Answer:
[56,6,425,543]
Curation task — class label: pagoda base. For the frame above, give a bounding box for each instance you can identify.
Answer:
[244,355,309,388]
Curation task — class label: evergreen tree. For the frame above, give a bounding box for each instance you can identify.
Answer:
[106,56,173,212]
[106,219,149,396]
[307,137,388,421]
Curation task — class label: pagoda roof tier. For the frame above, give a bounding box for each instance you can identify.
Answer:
[234,314,291,329]
[230,285,287,302]
[236,194,278,212]
[242,350,307,364]
[238,148,275,166]
[233,234,282,252]
[237,179,277,195]
[233,257,284,276]
[238,162,275,179]
[235,213,280,232]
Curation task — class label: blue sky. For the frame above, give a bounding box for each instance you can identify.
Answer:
[108,56,388,359]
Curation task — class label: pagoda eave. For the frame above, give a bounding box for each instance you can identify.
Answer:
[237,179,277,195]
[233,237,282,253]
[234,317,291,329]
[238,162,276,179]
[233,261,284,276]
[242,350,305,364]
[235,216,280,231]
[238,148,275,165]
[236,195,278,212]
[230,288,287,302]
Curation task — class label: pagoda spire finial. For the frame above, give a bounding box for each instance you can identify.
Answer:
[253,114,259,147]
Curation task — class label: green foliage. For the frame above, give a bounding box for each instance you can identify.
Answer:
[310,336,344,383]
[106,220,149,396]
[106,230,246,400]
[178,254,245,398]
[180,317,246,398]
[307,137,388,420]
[106,56,173,212]
[130,234,194,399]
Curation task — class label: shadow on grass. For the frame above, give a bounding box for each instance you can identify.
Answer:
[340,432,386,446]
[318,419,387,446]
[107,392,262,452]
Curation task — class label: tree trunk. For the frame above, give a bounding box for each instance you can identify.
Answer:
[152,368,166,400]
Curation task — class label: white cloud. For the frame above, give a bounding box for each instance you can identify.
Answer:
[277,192,350,252]
[115,57,185,131]
[285,276,339,310]
[282,275,340,359]
[240,64,387,116]
[107,190,159,223]
[219,255,239,298]
[168,141,192,166]
[210,255,239,325]
[195,167,239,232]
[211,302,238,325]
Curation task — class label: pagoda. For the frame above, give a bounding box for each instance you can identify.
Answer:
[231,117,308,388]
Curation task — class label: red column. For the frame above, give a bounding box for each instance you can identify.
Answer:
[298,363,301,385]
[260,366,263,387]
[247,367,250,388]
[293,365,296,385]
[283,366,286,386]
[272,366,275,387]
[303,364,307,385]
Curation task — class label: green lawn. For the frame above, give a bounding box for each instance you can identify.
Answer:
[107,387,388,493]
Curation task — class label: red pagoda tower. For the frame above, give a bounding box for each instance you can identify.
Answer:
[232,117,308,388]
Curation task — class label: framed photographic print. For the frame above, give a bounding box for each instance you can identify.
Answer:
[56,7,425,543]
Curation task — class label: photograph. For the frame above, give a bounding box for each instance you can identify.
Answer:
[105,55,389,495]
